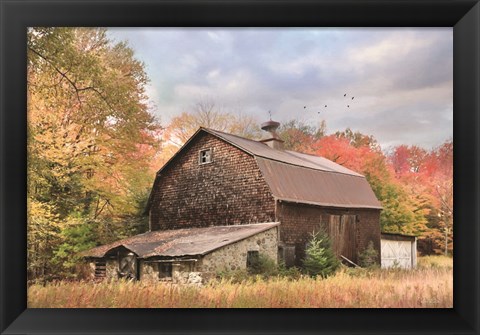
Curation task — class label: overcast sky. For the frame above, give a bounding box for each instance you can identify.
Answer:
[108,28,452,150]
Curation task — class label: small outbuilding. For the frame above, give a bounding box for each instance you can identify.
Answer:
[381,232,417,269]
[82,222,279,284]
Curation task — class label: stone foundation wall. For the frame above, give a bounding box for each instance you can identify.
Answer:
[139,260,200,284]
[139,261,158,282]
[172,262,198,284]
[106,259,118,279]
[197,226,278,278]
[88,262,96,280]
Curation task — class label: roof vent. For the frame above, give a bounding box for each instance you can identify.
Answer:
[260,120,284,150]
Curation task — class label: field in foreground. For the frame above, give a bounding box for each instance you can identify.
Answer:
[28,256,452,308]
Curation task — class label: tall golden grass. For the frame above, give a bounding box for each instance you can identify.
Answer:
[28,256,452,308]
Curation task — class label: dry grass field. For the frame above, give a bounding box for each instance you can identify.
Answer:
[28,256,452,308]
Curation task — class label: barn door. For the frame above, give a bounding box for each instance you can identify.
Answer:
[328,215,356,262]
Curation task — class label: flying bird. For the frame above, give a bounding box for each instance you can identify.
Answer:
[352,97,354,100]
[325,105,327,107]
[304,106,306,109]
[347,105,350,108]
[344,93,346,97]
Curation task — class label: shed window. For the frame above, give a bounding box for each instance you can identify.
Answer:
[199,149,212,164]
[94,260,106,279]
[158,262,172,279]
[246,250,259,269]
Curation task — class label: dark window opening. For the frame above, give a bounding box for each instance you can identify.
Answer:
[246,250,259,269]
[158,262,173,279]
[199,149,212,164]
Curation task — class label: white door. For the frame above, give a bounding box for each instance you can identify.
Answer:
[381,239,413,269]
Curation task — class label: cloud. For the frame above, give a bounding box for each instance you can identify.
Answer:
[107,27,452,149]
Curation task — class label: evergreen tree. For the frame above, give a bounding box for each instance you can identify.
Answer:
[303,230,340,278]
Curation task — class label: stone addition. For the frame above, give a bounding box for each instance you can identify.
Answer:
[88,225,279,284]
[197,226,278,279]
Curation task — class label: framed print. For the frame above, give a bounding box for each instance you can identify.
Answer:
[1,0,479,334]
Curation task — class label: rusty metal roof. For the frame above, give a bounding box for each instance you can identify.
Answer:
[256,158,382,209]
[145,127,381,212]
[205,128,380,209]
[205,128,363,177]
[82,222,279,259]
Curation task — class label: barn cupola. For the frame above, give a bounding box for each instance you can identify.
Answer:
[259,120,284,150]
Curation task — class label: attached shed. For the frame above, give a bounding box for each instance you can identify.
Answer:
[82,222,279,284]
[381,233,417,269]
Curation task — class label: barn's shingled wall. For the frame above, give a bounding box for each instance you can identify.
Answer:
[149,132,276,231]
[275,201,381,265]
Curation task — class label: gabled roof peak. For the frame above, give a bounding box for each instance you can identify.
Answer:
[202,127,363,177]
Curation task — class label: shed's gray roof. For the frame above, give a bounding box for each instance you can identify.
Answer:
[82,222,279,259]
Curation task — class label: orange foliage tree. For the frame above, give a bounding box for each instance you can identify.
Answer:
[388,140,453,255]
[311,131,430,235]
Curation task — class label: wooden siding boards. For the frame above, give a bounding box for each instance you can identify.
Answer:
[276,201,380,266]
[149,132,276,231]
[328,215,357,261]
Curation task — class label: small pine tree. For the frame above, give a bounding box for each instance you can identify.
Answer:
[358,241,379,268]
[303,230,340,278]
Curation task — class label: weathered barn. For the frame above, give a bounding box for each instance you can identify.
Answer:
[83,120,383,282]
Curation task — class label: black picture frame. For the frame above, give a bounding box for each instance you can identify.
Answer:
[1,0,478,334]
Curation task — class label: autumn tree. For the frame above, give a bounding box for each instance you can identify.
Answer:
[27,27,161,280]
[157,99,261,167]
[277,119,326,152]
[311,131,429,235]
[388,140,453,255]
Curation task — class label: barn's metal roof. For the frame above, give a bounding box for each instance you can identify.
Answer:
[256,158,382,209]
[205,128,363,177]
[145,127,382,212]
[204,128,381,209]
[82,222,279,259]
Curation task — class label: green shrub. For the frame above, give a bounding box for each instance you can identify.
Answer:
[215,254,305,282]
[303,231,340,278]
[216,268,251,283]
[248,253,278,276]
[277,264,303,280]
[358,241,379,268]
